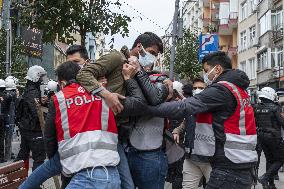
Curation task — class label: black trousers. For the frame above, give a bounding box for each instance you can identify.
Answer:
[15,130,46,171]
[0,118,4,160]
[259,135,284,185]
[205,168,253,189]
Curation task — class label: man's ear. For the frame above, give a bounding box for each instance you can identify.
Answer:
[216,65,223,74]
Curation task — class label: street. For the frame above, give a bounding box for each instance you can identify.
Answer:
[0,133,283,189]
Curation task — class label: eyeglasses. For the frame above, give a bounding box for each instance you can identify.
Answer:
[193,87,205,90]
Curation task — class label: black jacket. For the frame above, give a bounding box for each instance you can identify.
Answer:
[254,99,284,137]
[148,69,255,169]
[18,81,41,132]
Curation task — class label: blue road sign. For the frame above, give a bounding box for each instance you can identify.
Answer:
[198,33,219,62]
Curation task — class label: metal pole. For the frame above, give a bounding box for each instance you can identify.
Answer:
[2,0,11,76]
[169,0,180,81]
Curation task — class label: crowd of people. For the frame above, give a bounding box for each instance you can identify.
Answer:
[0,32,284,189]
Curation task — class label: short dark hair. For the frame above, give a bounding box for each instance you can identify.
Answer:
[201,51,232,70]
[66,45,89,60]
[56,61,81,81]
[182,84,193,97]
[193,77,204,84]
[132,32,163,53]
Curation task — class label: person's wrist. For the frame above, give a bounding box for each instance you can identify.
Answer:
[98,88,111,98]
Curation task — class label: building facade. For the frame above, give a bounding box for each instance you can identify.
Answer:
[237,0,258,98]
[180,0,239,68]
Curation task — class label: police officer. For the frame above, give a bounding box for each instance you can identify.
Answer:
[255,87,284,189]
[0,79,6,162]
[15,65,47,171]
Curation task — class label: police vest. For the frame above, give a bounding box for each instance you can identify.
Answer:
[254,103,281,137]
[192,81,257,164]
[53,83,119,175]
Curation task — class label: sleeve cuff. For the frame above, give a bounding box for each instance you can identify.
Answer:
[91,87,104,95]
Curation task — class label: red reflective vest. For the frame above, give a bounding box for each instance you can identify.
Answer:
[192,81,257,164]
[53,83,119,174]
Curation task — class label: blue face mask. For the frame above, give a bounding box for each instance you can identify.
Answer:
[138,46,157,67]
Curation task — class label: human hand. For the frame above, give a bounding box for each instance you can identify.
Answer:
[99,89,126,114]
[98,77,107,87]
[164,79,174,101]
[41,96,48,104]
[128,56,141,72]
[173,133,180,144]
[122,63,136,80]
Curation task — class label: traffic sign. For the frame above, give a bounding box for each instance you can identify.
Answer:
[198,33,219,62]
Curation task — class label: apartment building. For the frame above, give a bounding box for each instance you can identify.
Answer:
[238,0,258,96]
[255,0,283,90]
[183,0,239,68]
[182,1,203,32]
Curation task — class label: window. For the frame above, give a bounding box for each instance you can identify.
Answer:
[272,9,283,30]
[259,11,271,36]
[249,0,254,15]
[241,1,248,21]
[249,25,256,47]
[272,47,283,67]
[240,30,247,50]
[240,61,247,73]
[248,58,256,79]
[258,51,268,70]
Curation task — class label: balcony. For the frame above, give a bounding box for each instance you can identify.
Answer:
[229,12,238,28]
[218,18,232,35]
[211,8,219,21]
[272,24,283,42]
[273,67,284,79]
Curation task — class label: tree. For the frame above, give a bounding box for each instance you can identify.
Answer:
[164,29,202,80]
[0,29,28,85]
[17,0,131,45]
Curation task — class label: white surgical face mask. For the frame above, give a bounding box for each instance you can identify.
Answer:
[138,46,157,67]
[193,89,204,96]
[203,66,217,86]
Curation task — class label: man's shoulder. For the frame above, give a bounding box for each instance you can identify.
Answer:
[102,49,127,62]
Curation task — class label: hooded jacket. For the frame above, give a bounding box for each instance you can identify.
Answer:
[148,69,256,169]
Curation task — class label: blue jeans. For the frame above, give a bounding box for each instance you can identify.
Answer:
[205,167,253,189]
[66,166,121,189]
[127,147,168,189]
[19,152,61,189]
[19,145,133,189]
[117,143,135,189]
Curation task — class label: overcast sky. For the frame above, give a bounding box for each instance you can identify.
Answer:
[106,0,175,50]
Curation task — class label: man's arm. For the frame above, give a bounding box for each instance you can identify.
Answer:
[44,98,58,159]
[76,51,127,113]
[76,50,126,93]
[119,78,147,117]
[147,84,236,120]
[135,70,169,105]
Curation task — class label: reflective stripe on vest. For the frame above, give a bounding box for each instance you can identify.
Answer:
[54,83,119,174]
[192,114,215,156]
